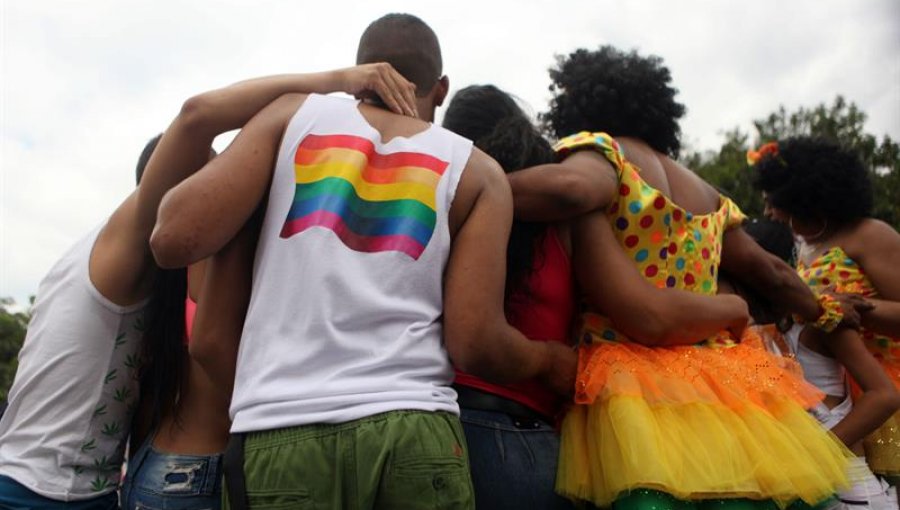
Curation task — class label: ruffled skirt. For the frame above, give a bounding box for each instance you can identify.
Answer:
[556,316,851,508]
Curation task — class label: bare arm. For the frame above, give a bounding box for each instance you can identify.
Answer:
[93,65,417,304]
[812,326,900,447]
[573,210,749,346]
[188,214,260,403]
[852,220,900,335]
[857,298,900,337]
[507,151,618,221]
[720,227,822,321]
[150,93,304,268]
[444,149,576,396]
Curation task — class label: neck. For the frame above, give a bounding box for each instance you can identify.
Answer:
[416,98,435,123]
[361,97,435,123]
[791,217,829,244]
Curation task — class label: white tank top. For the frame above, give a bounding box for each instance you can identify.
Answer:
[0,226,148,500]
[784,324,852,430]
[784,324,847,398]
[230,94,473,432]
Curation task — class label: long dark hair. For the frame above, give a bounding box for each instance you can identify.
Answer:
[135,134,188,427]
[443,85,556,297]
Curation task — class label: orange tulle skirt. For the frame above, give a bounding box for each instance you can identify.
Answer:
[556,316,851,508]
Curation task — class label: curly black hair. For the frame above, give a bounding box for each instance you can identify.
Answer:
[752,136,873,225]
[541,46,686,158]
[443,85,554,298]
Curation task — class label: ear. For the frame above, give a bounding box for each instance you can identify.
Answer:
[433,75,450,107]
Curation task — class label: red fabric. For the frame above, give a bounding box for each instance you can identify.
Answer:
[454,226,575,420]
[184,294,196,344]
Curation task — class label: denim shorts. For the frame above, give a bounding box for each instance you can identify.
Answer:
[120,433,223,510]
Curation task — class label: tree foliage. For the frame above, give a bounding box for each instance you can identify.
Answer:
[684,96,900,229]
[0,297,31,402]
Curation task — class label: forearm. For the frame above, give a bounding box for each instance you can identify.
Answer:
[508,164,595,221]
[450,321,549,384]
[657,292,748,346]
[820,325,900,447]
[744,257,820,321]
[861,298,900,337]
[616,291,748,347]
[181,70,352,137]
[831,389,900,447]
[137,71,351,234]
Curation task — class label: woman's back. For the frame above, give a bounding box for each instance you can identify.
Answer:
[617,137,720,217]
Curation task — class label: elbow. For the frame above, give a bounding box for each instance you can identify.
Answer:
[187,333,213,366]
[444,326,480,375]
[619,307,672,347]
[444,322,502,382]
[880,387,900,416]
[150,193,203,269]
[150,230,189,269]
[175,94,216,135]
[557,174,603,215]
[150,219,194,270]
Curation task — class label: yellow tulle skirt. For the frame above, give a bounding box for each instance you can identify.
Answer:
[556,317,852,508]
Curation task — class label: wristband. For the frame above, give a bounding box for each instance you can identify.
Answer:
[809,293,843,333]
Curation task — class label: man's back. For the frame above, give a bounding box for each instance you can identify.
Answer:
[230,94,474,431]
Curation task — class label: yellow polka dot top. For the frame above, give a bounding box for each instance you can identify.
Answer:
[554,132,746,296]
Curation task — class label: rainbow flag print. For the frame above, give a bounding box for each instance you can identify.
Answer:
[280,133,449,260]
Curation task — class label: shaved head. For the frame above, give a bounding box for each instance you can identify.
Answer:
[357,14,442,97]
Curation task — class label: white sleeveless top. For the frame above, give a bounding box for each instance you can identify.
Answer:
[0,227,147,500]
[230,94,473,432]
[784,324,851,429]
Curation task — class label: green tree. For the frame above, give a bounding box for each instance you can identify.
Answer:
[685,96,900,229]
[1,297,31,402]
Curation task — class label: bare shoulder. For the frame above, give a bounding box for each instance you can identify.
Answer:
[262,93,310,126]
[846,218,900,254]
[449,148,509,236]
[855,218,900,240]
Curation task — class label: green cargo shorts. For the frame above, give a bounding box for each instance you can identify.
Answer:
[225,410,475,510]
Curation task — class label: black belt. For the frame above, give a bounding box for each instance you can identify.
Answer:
[453,384,549,424]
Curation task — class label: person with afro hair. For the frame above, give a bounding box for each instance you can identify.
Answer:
[442,84,756,510]
[500,45,865,509]
[753,136,900,487]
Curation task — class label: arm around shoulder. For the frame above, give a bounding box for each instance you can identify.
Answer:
[720,227,820,321]
[444,150,575,394]
[572,210,748,346]
[507,150,618,222]
[151,94,304,268]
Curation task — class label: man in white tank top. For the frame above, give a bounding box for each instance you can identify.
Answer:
[151,13,577,510]
[0,65,426,510]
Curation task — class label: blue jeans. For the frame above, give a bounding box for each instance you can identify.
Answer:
[460,407,575,510]
[0,475,117,510]
[120,434,223,510]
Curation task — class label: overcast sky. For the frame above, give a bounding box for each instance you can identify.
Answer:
[2,0,899,304]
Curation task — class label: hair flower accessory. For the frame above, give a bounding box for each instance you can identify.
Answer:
[746,141,779,166]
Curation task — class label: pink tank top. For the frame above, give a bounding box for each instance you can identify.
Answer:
[184,294,196,343]
[454,226,575,420]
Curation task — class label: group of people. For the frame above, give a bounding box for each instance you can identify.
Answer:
[1,12,899,510]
